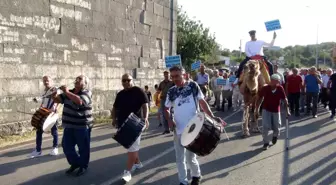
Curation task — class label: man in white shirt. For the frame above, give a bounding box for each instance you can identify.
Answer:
[321,69,332,108]
[237,30,276,79]
[221,72,233,111]
[164,65,221,185]
[29,76,59,158]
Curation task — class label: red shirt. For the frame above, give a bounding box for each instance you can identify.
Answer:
[259,85,286,113]
[286,75,302,93]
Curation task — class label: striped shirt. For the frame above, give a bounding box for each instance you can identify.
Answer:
[60,89,93,128]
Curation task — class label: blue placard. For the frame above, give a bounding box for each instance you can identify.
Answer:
[165,55,181,68]
[217,78,226,85]
[229,76,236,83]
[265,19,281,32]
[191,60,201,71]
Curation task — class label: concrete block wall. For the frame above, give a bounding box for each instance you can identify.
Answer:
[0,0,177,136]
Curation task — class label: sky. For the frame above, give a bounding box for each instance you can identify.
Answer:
[178,0,336,51]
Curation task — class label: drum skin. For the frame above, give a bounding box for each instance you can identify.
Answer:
[113,113,145,149]
[31,108,51,130]
[185,120,221,157]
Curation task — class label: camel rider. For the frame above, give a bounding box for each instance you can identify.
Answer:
[237,30,277,80]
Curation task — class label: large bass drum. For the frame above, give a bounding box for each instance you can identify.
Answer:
[31,108,58,131]
[181,112,221,156]
[113,113,145,149]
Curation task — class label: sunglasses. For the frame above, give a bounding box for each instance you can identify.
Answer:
[122,79,132,83]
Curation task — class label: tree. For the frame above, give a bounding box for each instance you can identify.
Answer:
[177,8,218,70]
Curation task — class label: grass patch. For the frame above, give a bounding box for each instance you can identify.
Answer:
[0,128,65,148]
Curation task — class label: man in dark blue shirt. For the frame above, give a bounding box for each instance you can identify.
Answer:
[304,67,322,118]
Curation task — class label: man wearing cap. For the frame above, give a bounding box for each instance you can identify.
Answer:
[256,74,290,150]
[237,30,276,80]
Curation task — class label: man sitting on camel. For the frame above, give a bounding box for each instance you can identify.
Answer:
[237,30,277,80]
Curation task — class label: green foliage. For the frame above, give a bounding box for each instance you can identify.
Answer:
[177,7,218,70]
[268,42,335,68]
[176,6,335,70]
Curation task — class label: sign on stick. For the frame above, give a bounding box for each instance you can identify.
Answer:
[191,60,201,71]
[165,55,181,68]
[217,78,226,86]
[265,19,281,32]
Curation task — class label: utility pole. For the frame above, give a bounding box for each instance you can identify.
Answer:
[239,39,242,58]
[169,0,174,55]
[315,25,319,68]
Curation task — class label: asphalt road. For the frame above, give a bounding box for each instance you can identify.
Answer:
[0,106,335,185]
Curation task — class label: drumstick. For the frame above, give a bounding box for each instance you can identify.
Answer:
[17,110,34,115]
[222,126,230,141]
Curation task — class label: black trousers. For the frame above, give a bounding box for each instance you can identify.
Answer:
[320,88,329,107]
[288,92,300,114]
[330,90,336,115]
[237,56,274,79]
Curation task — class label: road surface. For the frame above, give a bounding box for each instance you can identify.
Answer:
[0,106,335,185]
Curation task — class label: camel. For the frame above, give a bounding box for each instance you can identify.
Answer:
[238,59,270,137]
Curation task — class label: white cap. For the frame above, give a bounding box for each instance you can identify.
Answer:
[271,74,281,81]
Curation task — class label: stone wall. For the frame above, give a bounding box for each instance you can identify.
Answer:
[0,0,177,136]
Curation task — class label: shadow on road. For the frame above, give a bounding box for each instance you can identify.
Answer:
[15,140,174,185]
[281,109,336,185]
[199,148,264,183]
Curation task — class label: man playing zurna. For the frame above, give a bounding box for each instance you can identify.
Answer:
[237,30,277,80]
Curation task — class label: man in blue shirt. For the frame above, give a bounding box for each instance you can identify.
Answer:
[304,67,322,118]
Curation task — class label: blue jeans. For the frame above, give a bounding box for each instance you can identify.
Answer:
[62,127,91,169]
[174,134,201,184]
[36,124,58,152]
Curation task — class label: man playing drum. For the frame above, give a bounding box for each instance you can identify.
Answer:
[237,30,277,80]
[111,73,149,183]
[29,76,59,158]
[164,65,221,185]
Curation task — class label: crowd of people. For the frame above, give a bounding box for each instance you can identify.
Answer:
[27,62,335,184]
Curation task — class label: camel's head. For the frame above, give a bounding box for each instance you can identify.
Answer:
[246,60,260,75]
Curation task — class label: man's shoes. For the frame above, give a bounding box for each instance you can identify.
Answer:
[330,114,335,119]
[65,165,79,175]
[122,170,132,183]
[76,168,87,176]
[49,147,58,156]
[262,143,270,150]
[131,162,143,172]
[272,137,278,145]
[162,130,170,135]
[28,150,42,158]
[191,176,201,185]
